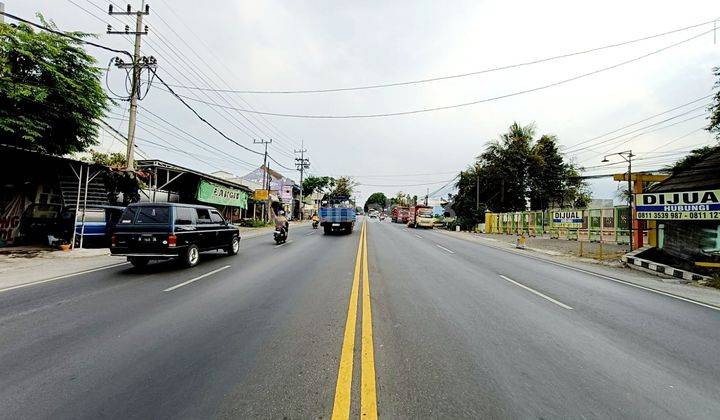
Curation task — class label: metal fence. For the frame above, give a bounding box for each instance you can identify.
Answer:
[485,207,632,245]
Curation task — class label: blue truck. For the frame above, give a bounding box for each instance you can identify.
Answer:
[318,196,356,235]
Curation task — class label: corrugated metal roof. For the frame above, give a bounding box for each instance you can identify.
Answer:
[649,148,720,192]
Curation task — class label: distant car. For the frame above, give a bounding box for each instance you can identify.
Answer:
[369,210,379,218]
[110,203,240,268]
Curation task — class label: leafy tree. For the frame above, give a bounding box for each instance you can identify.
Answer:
[89,151,126,168]
[452,122,589,229]
[364,192,387,212]
[329,176,355,198]
[666,145,720,174]
[709,66,720,140]
[302,176,335,196]
[0,18,109,155]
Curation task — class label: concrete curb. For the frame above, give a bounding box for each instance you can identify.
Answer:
[622,247,710,283]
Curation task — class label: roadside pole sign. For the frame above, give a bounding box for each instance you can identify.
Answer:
[636,189,720,220]
[552,210,583,227]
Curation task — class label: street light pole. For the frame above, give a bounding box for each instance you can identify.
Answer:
[602,150,634,250]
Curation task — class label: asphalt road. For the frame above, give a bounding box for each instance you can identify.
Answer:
[1,217,720,419]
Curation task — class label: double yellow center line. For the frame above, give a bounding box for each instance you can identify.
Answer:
[332,219,378,419]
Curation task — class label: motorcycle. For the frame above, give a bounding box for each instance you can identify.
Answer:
[274,225,288,244]
[312,220,319,229]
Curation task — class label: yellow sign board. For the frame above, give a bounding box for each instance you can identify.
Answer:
[254,189,269,200]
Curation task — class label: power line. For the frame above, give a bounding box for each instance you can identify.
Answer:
[569,104,710,155]
[144,6,302,155]
[358,179,455,188]
[0,10,132,59]
[163,18,719,94]
[152,0,303,149]
[595,112,709,157]
[562,94,714,153]
[157,28,715,119]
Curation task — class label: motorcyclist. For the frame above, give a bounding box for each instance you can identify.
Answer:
[274,210,289,233]
[311,213,320,227]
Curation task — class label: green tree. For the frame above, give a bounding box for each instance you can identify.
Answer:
[0,18,109,155]
[709,66,720,140]
[302,176,335,196]
[452,122,589,229]
[89,151,126,168]
[666,145,720,174]
[329,176,355,198]
[364,192,387,212]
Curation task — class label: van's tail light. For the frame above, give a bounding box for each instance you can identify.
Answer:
[111,234,117,247]
[167,234,177,247]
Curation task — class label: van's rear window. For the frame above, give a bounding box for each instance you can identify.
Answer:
[119,207,169,224]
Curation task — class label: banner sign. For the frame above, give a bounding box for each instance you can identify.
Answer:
[254,189,269,201]
[197,180,247,208]
[552,210,582,227]
[636,189,720,220]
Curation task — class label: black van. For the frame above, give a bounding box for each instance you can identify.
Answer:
[110,203,240,268]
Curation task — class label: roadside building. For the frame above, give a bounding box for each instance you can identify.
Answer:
[242,165,299,219]
[638,148,720,266]
[137,160,252,224]
[0,144,115,246]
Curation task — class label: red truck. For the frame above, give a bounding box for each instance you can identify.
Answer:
[390,206,410,223]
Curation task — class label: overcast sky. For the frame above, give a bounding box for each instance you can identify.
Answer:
[9,0,720,205]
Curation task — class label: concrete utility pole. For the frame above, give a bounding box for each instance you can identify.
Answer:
[107,1,152,171]
[602,150,635,250]
[0,3,5,24]
[295,141,310,220]
[255,139,272,221]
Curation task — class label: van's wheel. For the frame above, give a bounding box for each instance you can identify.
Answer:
[226,235,240,255]
[182,244,200,267]
[128,256,149,268]
[323,225,331,235]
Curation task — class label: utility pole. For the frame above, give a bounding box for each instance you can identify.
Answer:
[602,150,634,251]
[475,175,479,210]
[295,141,310,220]
[0,3,5,24]
[425,187,429,206]
[255,139,272,221]
[107,1,152,171]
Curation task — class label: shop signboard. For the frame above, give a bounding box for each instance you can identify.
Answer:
[552,210,582,227]
[636,189,720,220]
[196,180,247,208]
[254,189,269,201]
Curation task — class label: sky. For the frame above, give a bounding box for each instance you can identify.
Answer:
[8,0,720,206]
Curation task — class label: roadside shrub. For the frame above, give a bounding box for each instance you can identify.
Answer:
[707,273,720,289]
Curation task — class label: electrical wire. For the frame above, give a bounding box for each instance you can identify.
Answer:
[569,104,710,155]
[162,18,719,95]
[562,94,714,153]
[156,28,715,119]
[152,0,303,150]
[1,10,132,59]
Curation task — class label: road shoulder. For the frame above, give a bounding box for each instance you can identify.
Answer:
[432,228,720,309]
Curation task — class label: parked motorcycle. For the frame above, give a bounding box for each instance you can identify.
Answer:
[274,225,288,244]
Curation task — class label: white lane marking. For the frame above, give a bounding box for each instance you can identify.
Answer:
[0,262,130,294]
[453,235,720,312]
[436,244,455,254]
[163,265,231,292]
[415,234,423,239]
[499,275,573,310]
[305,232,315,236]
[519,253,720,312]
[274,240,294,248]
